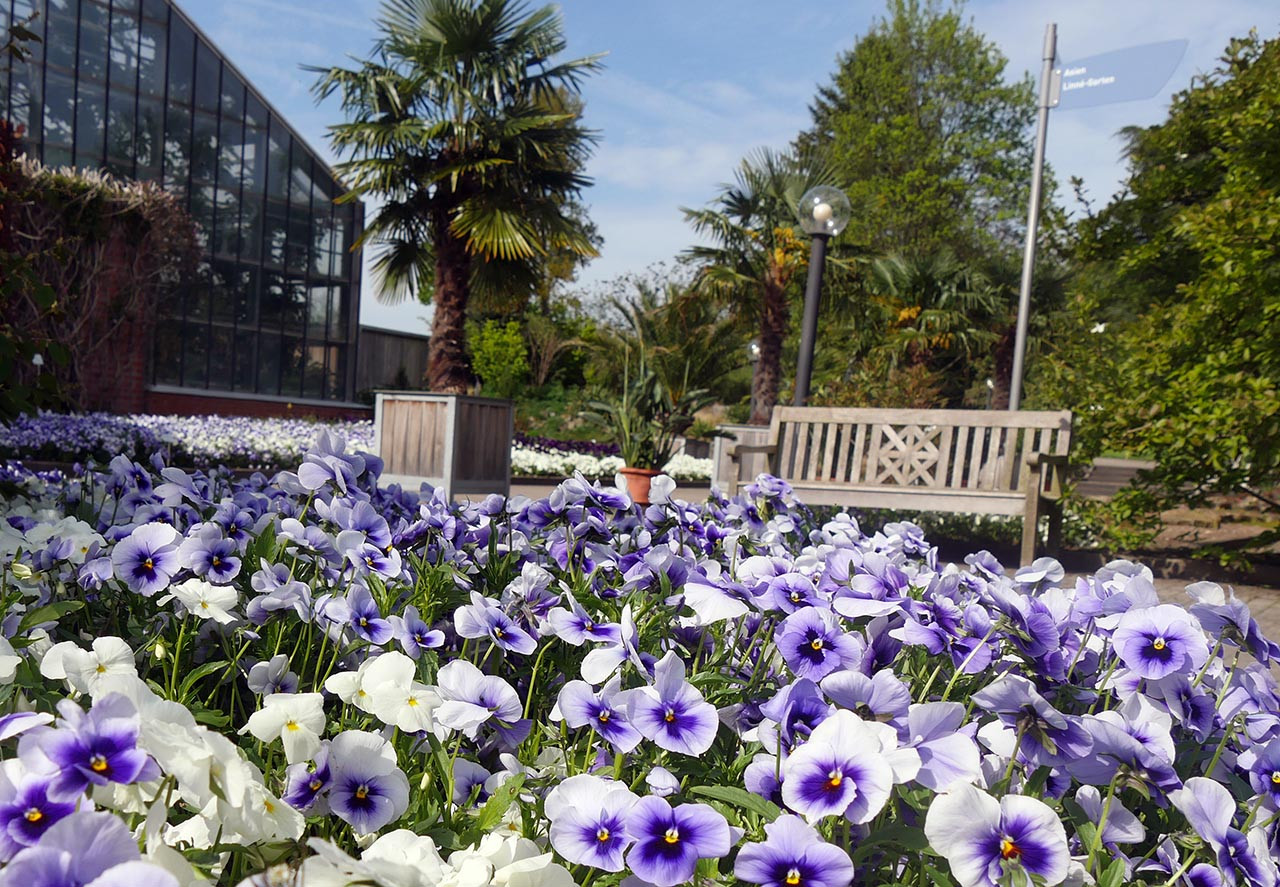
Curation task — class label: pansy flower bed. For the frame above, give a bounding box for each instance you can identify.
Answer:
[0,432,1277,887]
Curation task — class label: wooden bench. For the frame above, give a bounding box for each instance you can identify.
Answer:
[723,407,1074,564]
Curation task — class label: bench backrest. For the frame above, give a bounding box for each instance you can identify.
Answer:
[769,407,1073,493]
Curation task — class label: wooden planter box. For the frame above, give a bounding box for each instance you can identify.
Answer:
[373,392,513,499]
[711,424,772,491]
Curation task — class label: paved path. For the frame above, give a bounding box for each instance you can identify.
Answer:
[1150,577,1280,645]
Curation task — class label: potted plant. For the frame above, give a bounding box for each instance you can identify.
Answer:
[581,356,716,505]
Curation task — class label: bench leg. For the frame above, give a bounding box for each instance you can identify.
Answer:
[1045,503,1064,557]
[1021,493,1042,566]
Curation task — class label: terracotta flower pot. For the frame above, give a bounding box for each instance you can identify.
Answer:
[618,466,663,506]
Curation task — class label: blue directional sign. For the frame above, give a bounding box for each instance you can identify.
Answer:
[1052,39,1188,110]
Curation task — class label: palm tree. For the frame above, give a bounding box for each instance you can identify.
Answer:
[682,149,837,425]
[313,0,603,392]
[863,252,1002,407]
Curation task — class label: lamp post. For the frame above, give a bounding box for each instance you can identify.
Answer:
[747,339,761,420]
[793,185,850,406]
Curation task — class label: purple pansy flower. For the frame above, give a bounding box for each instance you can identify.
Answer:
[735,814,855,887]
[1172,777,1279,887]
[557,677,643,753]
[780,710,908,824]
[1113,604,1210,680]
[925,783,1069,887]
[1237,737,1280,809]
[547,775,639,871]
[903,702,981,791]
[388,605,444,659]
[0,764,77,861]
[627,651,719,756]
[177,523,241,583]
[326,731,409,835]
[625,796,731,887]
[345,585,394,646]
[454,592,538,656]
[435,660,531,749]
[970,674,1092,768]
[109,523,181,596]
[1,810,177,887]
[282,745,331,812]
[25,694,159,801]
[246,655,299,696]
[820,669,911,729]
[777,607,863,681]
[546,593,623,646]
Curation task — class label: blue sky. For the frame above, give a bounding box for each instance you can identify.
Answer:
[177,0,1277,333]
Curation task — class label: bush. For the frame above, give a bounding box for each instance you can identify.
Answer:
[472,319,530,399]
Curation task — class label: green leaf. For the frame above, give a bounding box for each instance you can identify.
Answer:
[850,822,930,862]
[17,600,84,634]
[1098,858,1125,887]
[686,785,780,822]
[192,708,230,728]
[464,774,525,841]
[178,660,231,699]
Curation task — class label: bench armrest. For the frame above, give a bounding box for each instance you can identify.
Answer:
[1025,453,1069,499]
[726,443,778,461]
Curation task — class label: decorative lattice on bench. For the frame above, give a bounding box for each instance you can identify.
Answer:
[723,407,1074,563]
[772,409,1071,494]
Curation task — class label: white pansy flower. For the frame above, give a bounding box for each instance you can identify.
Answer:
[240,692,326,763]
[41,636,136,693]
[163,577,240,624]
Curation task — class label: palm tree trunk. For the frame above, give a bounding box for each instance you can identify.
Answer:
[990,325,1014,410]
[750,277,788,425]
[426,218,473,394]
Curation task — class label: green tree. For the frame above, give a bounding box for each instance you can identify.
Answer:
[313,0,603,392]
[471,319,530,398]
[1039,30,1280,534]
[797,0,1039,259]
[683,149,836,424]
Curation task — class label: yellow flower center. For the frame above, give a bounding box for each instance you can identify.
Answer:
[1000,838,1021,860]
[824,769,842,791]
[309,778,323,791]
[494,627,505,639]
[24,807,42,823]
[598,710,611,723]
[407,696,419,707]
[211,556,221,567]
[90,753,109,773]
[285,720,299,732]
[810,638,824,651]
[596,827,610,843]
[1271,771,1280,786]
[785,868,802,886]
[355,784,369,800]
[95,664,107,674]
[663,827,680,845]
[143,558,154,570]
[1152,637,1166,651]
[664,708,676,723]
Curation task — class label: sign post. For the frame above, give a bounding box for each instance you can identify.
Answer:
[1007,34,1188,410]
[1008,23,1057,412]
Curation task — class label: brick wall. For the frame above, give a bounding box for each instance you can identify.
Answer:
[144,390,372,420]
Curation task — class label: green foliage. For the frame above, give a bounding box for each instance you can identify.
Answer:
[471,319,530,399]
[580,351,717,469]
[683,149,843,423]
[312,0,603,390]
[1039,30,1280,541]
[796,0,1043,259]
